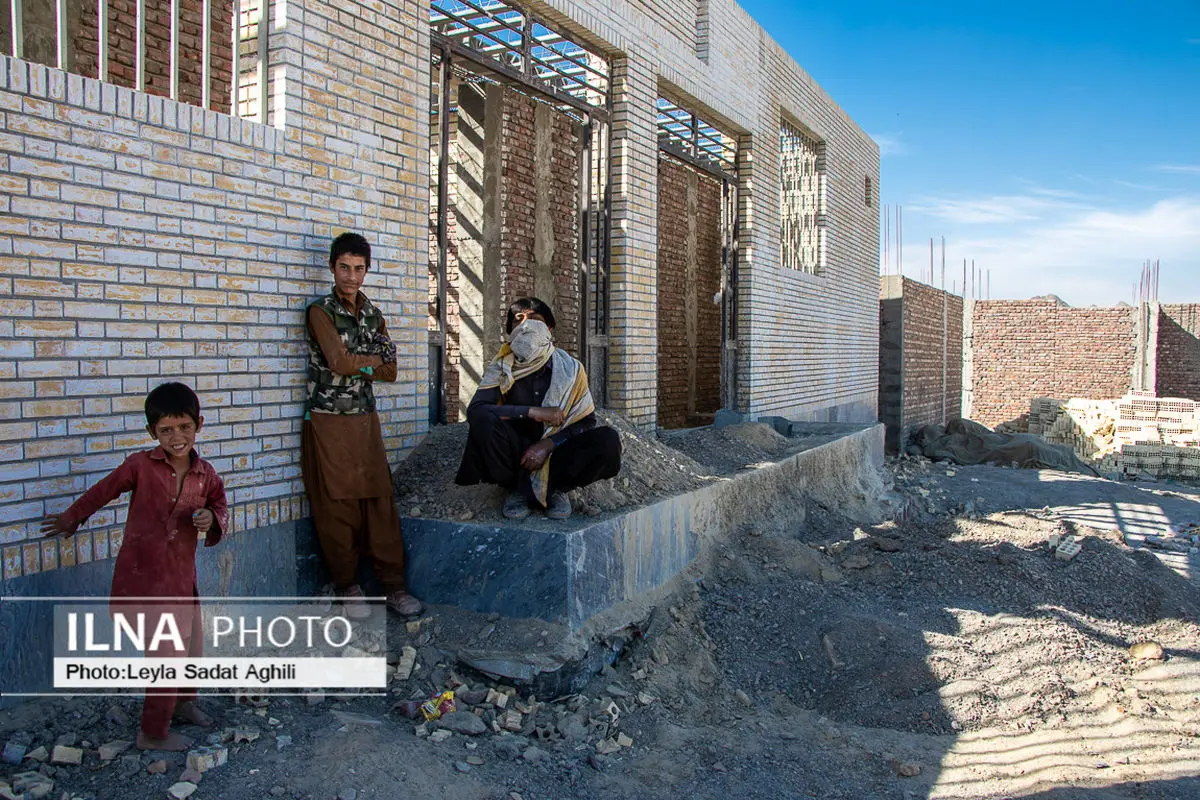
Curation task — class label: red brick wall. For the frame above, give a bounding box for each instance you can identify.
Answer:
[73,0,234,114]
[1157,304,1200,401]
[900,278,963,430]
[431,87,582,423]
[499,91,582,359]
[970,300,1136,428]
[656,156,723,429]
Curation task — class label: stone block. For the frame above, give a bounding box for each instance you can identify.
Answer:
[395,646,417,680]
[50,745,82,765]
[185,745,228,773]
[713,409,745,430]
[757,415,792,437]
[1055,539,1082,562]
[98,740,132,760]
[168,781,198,799]
[1,742,26,765]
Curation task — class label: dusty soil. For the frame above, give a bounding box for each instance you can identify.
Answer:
[392,415,809,523]
[4,458,1200,800]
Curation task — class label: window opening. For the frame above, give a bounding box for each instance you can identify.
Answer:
[656,96,737,178]
[779,120,825,273]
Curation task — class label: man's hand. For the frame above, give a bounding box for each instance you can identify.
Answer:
[528,406,565,427]
[192,508,215,535]
[351,331,396,365]
[520,439,556,472]
[373,332,397,365]
[41,515,80,539]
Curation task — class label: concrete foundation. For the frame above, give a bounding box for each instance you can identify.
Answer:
[403,423,884,631]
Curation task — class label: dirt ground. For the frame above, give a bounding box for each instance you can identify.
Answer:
[392,414,816,522]
[4,452,1200,800]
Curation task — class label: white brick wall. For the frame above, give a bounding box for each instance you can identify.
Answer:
[534,0,881,423]
[0,0,430,579]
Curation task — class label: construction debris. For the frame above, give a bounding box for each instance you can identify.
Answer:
[1129,641,1165,661]
[167,781,198,800]
[1,742,25,765]
[1054,537,1082,561]
[1031,393,1200,479]
[891,760,922,778]
[98,740,132,761]
[50,745,82,765]
[186,745,228,773]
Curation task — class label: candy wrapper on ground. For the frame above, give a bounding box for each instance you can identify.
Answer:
[420,690,456,721]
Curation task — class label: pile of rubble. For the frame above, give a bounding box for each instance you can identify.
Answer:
[1028,397,1118,460]
[386,613,650,761]
[1029,392,1200,480]
[0,584,666,800]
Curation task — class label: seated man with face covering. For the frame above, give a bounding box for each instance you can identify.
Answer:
[455,297,622,520]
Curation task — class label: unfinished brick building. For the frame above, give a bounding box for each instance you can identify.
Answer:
[964,300,1200,429]
[0,0,880,593]
[425,0,880,430]
[878,276,963,452]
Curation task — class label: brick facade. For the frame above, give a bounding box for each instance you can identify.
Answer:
[737,38,880,422]
[524,0,880,426]
[1156,304,1200,401]
[498,91,582,360]
[433,85,582,423]
[966,300,1137,429]
[0,0,429,578]
[902,279,963,429]
[878,276,962,451]
[656,155,722,429]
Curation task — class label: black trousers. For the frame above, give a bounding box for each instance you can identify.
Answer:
[455,410,622,506]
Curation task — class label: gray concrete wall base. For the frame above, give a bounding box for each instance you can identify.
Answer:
[403,424,886,631]
[780,394,879,425]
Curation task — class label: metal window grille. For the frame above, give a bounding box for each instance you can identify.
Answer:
[430,0,608,111]
[5,0,253,118]
[234,0,270,122]
[656,96,736,177]
[779,121,825,273]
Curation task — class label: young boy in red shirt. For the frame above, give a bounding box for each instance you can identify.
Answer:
[42,381,229,751]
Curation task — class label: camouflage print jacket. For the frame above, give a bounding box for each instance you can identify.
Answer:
[305,291,386,415]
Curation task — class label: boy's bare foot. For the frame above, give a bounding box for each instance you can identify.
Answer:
[173,701,214,727]
[136,730,192,751]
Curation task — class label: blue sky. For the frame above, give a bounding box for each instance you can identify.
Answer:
[738,0,1200,306]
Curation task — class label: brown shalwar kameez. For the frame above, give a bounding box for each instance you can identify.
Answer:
[301,300,408,592]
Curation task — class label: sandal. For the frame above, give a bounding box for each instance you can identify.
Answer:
[385,590,423,617]
[340,585,372,620]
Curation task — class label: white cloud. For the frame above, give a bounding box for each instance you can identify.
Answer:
[1113,179,1164,192]
[870,132,908,157]
[907,193,1091,225]
[897,194,1200,306]
[1155,164,1200,175]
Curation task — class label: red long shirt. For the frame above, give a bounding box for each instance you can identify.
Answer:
[62,447,229,600]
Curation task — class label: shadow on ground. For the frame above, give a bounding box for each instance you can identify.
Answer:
[665,466,1200,800]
